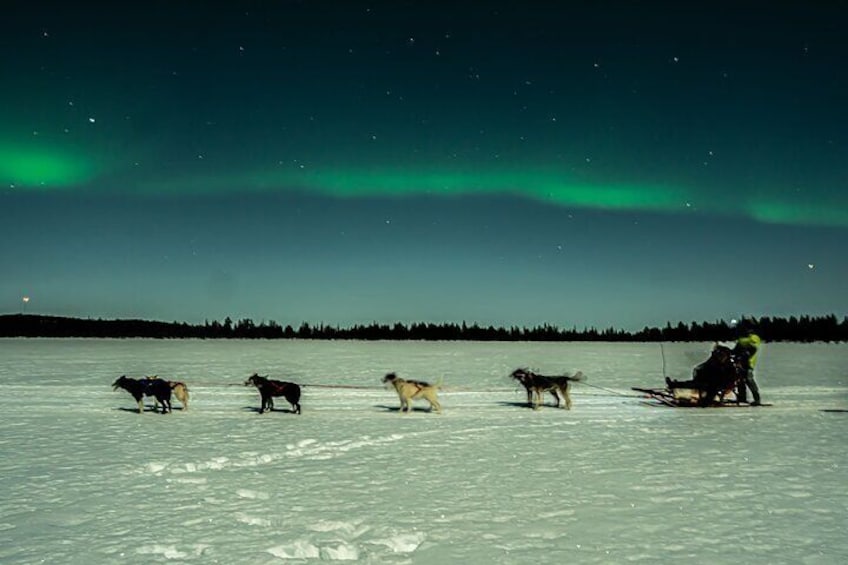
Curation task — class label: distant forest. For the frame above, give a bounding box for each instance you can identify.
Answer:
[1,314,847,342]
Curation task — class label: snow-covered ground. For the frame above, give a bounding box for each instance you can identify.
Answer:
[1,338,846,564]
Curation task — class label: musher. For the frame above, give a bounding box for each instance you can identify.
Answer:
[733,330,762,406]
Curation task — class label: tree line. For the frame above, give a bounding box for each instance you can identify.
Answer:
[1,313,847,342]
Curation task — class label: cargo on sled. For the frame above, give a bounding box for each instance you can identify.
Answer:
[633,343,767,408]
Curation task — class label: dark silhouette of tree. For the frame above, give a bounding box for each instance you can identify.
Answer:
[1,313,846,342]
[297,322,312,338]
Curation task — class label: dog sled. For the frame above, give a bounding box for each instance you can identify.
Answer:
[631,386,768,408]
[633,344,769,408]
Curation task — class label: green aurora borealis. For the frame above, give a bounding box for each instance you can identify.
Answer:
[0,144,99,189]
[5,143,846,227]
[1,1,846,327]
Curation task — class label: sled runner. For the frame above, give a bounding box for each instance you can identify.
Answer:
[632,386,770,408]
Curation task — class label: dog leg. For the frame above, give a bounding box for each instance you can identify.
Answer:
[422,391,441,413]
[563,386,572,410]
[532,389,542,410]
[137,398,144,414]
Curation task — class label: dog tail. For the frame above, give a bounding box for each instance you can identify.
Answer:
[435,376,445,389]
[569,371,585,382]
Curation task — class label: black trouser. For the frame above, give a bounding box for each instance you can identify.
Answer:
[738,368,761,404]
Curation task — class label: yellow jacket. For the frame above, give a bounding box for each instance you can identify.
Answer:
[736,333,762,369]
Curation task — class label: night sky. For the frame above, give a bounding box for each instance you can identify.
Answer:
[2,1,846,331]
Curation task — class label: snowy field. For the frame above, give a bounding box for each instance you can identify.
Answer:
[1,338,846,564]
